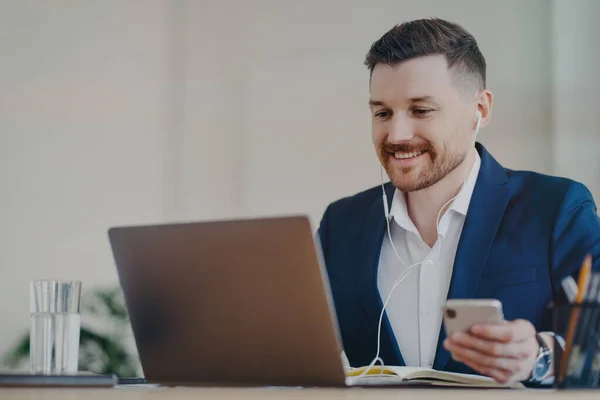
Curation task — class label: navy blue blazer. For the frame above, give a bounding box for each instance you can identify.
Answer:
[317,142,600,374]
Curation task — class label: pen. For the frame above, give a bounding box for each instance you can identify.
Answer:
[571,273,600,380]
[558,254,593,384]
[561,276,578,304]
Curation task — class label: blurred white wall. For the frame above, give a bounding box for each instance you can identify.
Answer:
[0,0,598,358]
[0,0,172,357]
[552,0,600,201]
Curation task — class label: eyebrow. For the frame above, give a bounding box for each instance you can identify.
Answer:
[409,96,437,103]
[368,100,387,107]
[368,96,439,107]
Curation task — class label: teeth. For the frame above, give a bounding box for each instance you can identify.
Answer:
[394,150,424,159]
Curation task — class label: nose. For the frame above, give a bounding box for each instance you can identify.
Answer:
[387,115,414,143]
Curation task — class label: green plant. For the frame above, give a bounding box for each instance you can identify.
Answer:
[2,286,141,377]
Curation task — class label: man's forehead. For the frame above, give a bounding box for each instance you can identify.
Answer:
[369,55,455,103]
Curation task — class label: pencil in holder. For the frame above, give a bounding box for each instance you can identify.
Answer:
[552,302,600,389]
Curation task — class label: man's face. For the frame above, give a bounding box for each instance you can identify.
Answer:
[369,55,477,192]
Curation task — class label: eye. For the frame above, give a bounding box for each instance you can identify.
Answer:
[374,110,392,120]
[412,108,433,117]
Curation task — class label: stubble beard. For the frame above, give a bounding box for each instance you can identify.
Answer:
[381,145,467,193]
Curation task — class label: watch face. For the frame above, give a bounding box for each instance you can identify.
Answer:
[535,362,548,378]
[534,353,552,380]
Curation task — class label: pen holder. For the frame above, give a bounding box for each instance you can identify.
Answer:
[552,302,600,389]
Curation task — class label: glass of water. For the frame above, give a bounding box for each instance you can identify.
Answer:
[29,280,82,375]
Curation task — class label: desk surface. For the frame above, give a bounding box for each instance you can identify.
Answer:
[0,387,598,399]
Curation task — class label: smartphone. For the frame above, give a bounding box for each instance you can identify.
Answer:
[443,299,504,337]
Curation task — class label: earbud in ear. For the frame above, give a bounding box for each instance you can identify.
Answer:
[474,110,482,135]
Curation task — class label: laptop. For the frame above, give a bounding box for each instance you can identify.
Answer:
[108,215,353,387]
[108,215,518,389]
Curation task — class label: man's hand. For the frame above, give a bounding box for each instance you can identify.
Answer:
[443,319,540,384]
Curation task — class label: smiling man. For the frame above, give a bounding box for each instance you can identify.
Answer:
[317,18,600,386]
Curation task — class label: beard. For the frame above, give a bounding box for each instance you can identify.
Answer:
[380,141,466,192]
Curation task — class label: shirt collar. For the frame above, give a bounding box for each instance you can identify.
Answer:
[388,151,481,236]
[449,150,481,216]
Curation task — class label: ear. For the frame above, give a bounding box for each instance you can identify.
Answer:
[477,89,493,129]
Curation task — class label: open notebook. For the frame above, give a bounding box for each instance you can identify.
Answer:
[345,365,525,388]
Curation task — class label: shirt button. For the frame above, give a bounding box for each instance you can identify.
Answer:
[425,259,434,266]
[421,309,431,316]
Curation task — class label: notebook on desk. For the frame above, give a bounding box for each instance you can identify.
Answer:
[108,215,517,389]
[0,373,117,387]
[345,365,522,388]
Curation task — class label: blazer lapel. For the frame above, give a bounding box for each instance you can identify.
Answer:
[433,143,510,371]
[358,183,405,366]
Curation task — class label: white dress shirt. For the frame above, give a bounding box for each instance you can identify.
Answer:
[377,153,481,368]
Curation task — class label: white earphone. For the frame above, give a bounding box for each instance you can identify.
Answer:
[362,109,482,376]
[475,110,482,135]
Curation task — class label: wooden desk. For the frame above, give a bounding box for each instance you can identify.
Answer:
[0,387,598,400]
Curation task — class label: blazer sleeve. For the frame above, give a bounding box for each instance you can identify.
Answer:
[551,181,600,284]
[316,204,332,262]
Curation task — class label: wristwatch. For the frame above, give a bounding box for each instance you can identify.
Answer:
[529,333,553,383]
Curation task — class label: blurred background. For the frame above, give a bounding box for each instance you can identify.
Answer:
[0,0,598,376]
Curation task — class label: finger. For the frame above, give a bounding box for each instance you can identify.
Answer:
[447,347,522,385]
[460,358,514,385]
[449,332,535,359]
[445,342,526,374]
[470,319,536,343]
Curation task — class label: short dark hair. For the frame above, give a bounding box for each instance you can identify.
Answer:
[364,18,486,93]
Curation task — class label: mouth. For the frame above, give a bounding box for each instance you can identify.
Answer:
[386,149,428,166]
[392,150,426,160]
